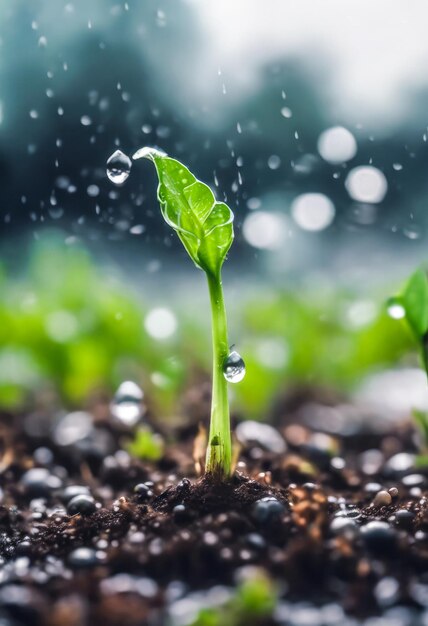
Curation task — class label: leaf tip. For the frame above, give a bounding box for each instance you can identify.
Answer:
[132,146,167,161]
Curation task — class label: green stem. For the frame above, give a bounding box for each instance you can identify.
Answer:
[205,269,231,479]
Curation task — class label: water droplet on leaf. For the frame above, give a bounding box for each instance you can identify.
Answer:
[386,297,405,320]
[223,350,246,383]
[106,150,132,185]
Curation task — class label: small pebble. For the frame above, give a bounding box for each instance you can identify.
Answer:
[385,453,415,476]
[235,421,286,454]
[252,497,285,524]
[388,487,399,498]
[68,547,101,568]
[330,517,357,535]
[402,474,425,487]
[361,521,397,554]
[134,483,153,500]
[67,494,97,516]
[21,468,62,498]
[373,490,392,507]
[33,447,54,466]
[245,533,266,549]
[61,485,90,504]
[394,509,415,529]
[364,482,382,494]
[173,504,191,524]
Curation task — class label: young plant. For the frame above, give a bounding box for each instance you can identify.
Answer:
[389,268,428,458]
[389,268,428,372]
[133,147,235,480]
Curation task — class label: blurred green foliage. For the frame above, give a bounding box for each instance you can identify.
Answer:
[0,234,185,411]
[235,289,413,416]
[0,236,415,418]
[189,570,277,626]
[127,427,165,461]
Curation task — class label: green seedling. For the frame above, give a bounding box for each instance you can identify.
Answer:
[133,147,237,479]
[388,268,428,371]
[389,268,428,460]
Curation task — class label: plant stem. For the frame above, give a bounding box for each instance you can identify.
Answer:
[205,269,231,479]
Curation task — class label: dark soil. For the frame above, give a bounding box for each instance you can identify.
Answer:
[0,388,428,626]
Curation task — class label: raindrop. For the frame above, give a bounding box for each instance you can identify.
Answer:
[386,298,405,320]
[280,107,292,119]
[243,212,286,250]
[403,224,422,240]
[87,184,100,197]
[267,155,281,170]
[223,350,246,383]
[144,307,177,340]
[111,381,144,427]
[80,115,92,126]
[335,506,361,520]
[106,150,132,185]
[130,224,145,235]
[317,126,357,164]
[48,208,64,220]
[247,197,261,210]
[291,193,335,231]
[345,166,387,203]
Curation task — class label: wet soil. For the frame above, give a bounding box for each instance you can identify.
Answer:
[0,391,428,626]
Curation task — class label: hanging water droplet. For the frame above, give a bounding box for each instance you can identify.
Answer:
[106,150,132,185]
[223,350,246,383]
[386,297,405,320]
[110,381,144,427]
[132,146,167,161]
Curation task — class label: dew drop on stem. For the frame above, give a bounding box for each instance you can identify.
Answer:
[106,149,132,185]
[223,350,246,383]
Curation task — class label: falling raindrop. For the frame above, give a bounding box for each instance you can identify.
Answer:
[111,381,144,427]
[223,350,246,383]
[345,166,387,203]
[280,107,292,119]
[106,150,132,185]
[317,126,357,164]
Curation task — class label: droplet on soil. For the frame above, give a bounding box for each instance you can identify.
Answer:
[223,350,246,383]
[111,381,144,427]
[106,149,132,185]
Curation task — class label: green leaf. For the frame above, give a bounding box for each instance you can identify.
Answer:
[402,268,428,338]
[133,148,234,275]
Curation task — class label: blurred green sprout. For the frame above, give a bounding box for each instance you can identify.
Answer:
[189,569,277,626]
[389,268,428,460]
[127,427,164,461]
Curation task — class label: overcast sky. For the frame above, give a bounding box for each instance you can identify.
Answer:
[192,0,428,129]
